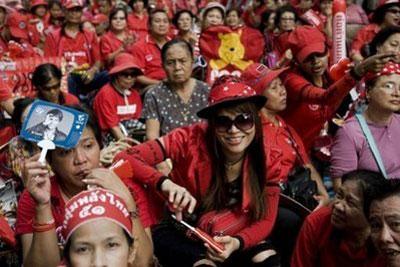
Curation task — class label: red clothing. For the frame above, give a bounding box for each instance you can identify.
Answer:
[100,31,123,63]
[127,13,148,43]
[350,23,380,58]
[61,92,80,105]
[281,69,356,152]
[15,177,66,236]
[128,34,167,81]
[262,114,310,182]
[292,206,385,267]
[44,28,101,66]
[93,83,142,131]
[0,37,8,57]
[242,6,268,28]
[115,123,281,249]
[28,14,50,47]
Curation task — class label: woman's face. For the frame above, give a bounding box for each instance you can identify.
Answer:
[150,12,169,37]
[383,6,400,27]
[39,76,61,104]
[132,0,145,13]
[226,10,240,28]
[279,11,296,32]
[33,5,47,18]
[164,44,193,84]
[177,12,192,32]
[377,33,400,54]
[369,195,400,267]
[214,108,256,159]
[69,219,132,267]
[203,8,223,28]
[65,7,83,24]
[111,10,127,32]
[299,50,329,77]
[49,3,63,19]
[50,127,100,191]
[262,78,287,112]
[115,68,138,89]
[367,74,400,112]
[331,180,369,230]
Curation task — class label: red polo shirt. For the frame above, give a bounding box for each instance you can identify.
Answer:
[93,83,142,131]
[100,31,123,63]
[127,13,148,43]
[292,206,386,267]
[15,177,66,236]
[44,28,101,66]
[128,34,167,81]
[350,23,380,58]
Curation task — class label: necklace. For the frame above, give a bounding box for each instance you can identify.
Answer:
[224,155,245,169]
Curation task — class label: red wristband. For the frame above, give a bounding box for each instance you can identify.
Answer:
[32,219,56,233]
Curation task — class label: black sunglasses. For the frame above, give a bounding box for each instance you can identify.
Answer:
[214,113,254,132]
[120,71,139,78]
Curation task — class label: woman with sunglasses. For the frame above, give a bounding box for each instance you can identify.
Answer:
[93,53,144,145]
[116,76,281,267]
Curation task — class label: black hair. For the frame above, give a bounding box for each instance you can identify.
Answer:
[109,6,128,24]
[12,97,35,131]
[372,3,400,24]
[172,9,195,28]
[259,10,275,32]
[48,0,62,9]
[274,5,297,29]
[226,7,242,19]
[128,0,148,9]
[364,178,400,218]
[32,63,62,89]
[367,26,400,56]
[161,38,194,64]
[148,8,169,25]
[47,108,64,121]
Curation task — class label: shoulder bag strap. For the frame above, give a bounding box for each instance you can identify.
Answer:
[355,113,388,179]
[284,124,306,165]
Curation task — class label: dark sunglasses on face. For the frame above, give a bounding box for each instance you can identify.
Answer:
[387,8,400,15]
[214,113,255,132]
[120,71,139,78]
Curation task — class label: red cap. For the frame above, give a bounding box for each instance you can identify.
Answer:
[30,0,47,9]
[61,189,133,244]
[372,0,400,22]
[109,53,143,75]
[197,76,266,118]
[6,11,28,40]
[376,0,400,9]
[241,63,288,94]
[92,14,109,25]
[288,25,326,63]
[63,0,83,9]
[365,61,400,82]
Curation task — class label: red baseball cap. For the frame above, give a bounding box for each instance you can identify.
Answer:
[365,61,400,82]
[241,63,288,95]
[6,11,28,40]
[92,14,109,25]
[288,25,326,63]
[109,53,143,75]
[61,189,133,244]
[63,0,83,9]
[30,0,47,9]
[197,76,266,119]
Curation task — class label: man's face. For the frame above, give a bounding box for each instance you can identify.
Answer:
[43,113,61,130]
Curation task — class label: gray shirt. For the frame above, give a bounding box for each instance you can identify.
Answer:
[142,79,209,136]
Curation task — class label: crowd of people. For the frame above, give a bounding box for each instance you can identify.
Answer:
[0,0,399,266]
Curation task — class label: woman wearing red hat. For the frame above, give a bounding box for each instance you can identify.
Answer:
[100,6,136,67]
[351,0,400,62]
[16,105,153,267]
[116,76,281,266]
[331,61,400,188]
[93,52,144,145]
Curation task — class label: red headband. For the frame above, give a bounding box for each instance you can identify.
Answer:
[365,62,400,82]
[61,189,133,244]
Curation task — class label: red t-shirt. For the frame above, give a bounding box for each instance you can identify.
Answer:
[44,28,101,66]
[15,177,66,237]
[350,23,380,57]
[127,13,148,43]
[100,31,123,63]
[292,206,385,267]
[93,83,142,131]
[61,92,80,105]
[128,35,167,81]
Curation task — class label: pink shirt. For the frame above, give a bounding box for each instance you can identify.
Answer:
[346,4,369,25]
[331,114,400,178]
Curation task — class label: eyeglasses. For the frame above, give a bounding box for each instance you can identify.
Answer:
[119,71,138,78]
[214,113,254,132]
[387,8,400,15]
[40,82,61,91]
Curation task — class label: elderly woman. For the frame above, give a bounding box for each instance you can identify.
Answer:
[143,39,209,140]
[93,53,144,144]
[365,178,400,267]
[15,106,153,267]
[292,170,386,267]
[117,76,282,266]
[100,6,136,67]
[331,61,400,190]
